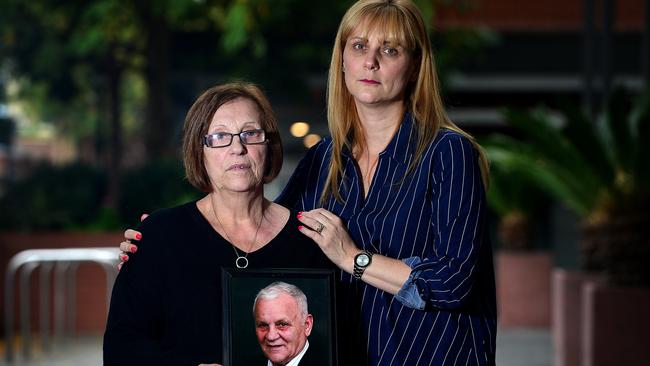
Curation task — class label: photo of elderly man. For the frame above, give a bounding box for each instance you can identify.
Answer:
[253,282,323,366]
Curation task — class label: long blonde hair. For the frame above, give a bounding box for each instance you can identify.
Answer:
[323,0,489,202]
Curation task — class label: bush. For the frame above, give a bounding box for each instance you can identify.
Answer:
[117,160,201,225]
[0,160,202,231]
[0,162,106,231]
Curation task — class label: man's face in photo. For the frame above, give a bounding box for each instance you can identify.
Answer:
[254,293,313,365]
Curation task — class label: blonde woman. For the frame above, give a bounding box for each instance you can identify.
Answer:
[283,1,496,364]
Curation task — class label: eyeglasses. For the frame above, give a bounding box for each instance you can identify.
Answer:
[203,129,267,148]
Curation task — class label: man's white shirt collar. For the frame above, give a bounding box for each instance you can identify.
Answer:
[266,340,309,366]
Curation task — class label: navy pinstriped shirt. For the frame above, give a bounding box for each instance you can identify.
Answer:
[277,113,497,365]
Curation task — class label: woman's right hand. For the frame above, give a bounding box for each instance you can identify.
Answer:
[117,214,148,270]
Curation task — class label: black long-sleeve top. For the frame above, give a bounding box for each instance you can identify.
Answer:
[103,201,331,366]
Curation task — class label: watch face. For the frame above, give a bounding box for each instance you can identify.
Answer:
[356,253,370,266]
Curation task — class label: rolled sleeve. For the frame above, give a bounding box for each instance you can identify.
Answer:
[394,256,426,310]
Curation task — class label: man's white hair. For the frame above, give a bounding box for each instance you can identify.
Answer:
[253,281,309,319]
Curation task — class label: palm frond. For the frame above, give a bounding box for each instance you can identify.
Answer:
[631,93,650,190]
[484,137,595,216]
[502,108,606,194]
[557,100,615,186]
[603,88,635,173]
[486,157,548,218]
[485,90,649,221]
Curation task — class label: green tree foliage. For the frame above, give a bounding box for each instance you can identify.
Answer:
[1,0,480,159]
[1,0,491,227]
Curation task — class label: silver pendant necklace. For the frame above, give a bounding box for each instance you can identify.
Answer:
[213,204,264,269]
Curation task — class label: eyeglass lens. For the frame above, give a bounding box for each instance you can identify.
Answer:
[204,129,266,148]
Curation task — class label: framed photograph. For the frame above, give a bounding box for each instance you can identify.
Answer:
[221,268,338,366]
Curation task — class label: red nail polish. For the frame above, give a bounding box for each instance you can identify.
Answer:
[130,246,138,253]
[135,233,142,240]
[298,225,304,231]
[117,263,123,271]
[297,213,302,219]
[121,255,129,262]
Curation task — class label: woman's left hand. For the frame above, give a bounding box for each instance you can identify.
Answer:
[297,209,359,272]
[298,209,412,295]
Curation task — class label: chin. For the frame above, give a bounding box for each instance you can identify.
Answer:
[353,94,384,106]
[269,356,290,365]
[265,352,290,363]
[222,179,262,192]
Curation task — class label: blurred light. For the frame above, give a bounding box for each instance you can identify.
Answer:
[303,134,321,148]
[290,122,310,137]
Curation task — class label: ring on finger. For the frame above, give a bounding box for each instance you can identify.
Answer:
[315,222,325,234]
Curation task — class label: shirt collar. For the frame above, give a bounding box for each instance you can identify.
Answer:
[340,112,415,166]
[382,112,415,165]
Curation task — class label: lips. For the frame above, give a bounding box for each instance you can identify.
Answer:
[360,79,380,85]
[228,163,250,171]
[265,344,286,352]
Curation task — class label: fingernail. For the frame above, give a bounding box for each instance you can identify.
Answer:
[297,213,302,219]
[121,255,129,262]
[117,263,123,271]
[298,225,304,231]
[130,246,138,253]
[135,233,142,240]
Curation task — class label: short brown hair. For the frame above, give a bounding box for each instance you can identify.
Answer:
[182,82,283,192]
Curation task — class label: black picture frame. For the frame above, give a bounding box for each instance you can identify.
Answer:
[221,268,338,366]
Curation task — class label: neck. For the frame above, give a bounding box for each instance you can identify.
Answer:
[206,188,267,224]
[354,101,404,155]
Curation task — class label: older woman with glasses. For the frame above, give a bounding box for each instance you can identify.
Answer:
[103,82,330,366]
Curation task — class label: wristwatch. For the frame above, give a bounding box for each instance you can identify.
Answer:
[353,251,373,279]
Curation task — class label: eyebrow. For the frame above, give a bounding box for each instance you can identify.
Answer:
[210,122,261,130]
[348,36,402,47]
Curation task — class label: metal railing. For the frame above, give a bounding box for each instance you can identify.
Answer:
[4,247,120,363]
